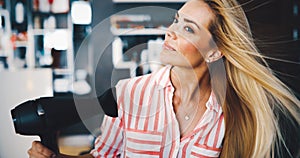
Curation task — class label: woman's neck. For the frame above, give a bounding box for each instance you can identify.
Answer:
[170,65,211,107]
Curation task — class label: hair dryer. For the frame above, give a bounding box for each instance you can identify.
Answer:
[10,87,118,154]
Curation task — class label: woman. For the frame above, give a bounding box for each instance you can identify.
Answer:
[28,0,300,157]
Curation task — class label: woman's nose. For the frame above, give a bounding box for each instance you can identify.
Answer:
[165,29,177,40]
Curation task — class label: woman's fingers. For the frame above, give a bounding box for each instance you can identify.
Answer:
[28,141,56,158]
[28,148,48,158]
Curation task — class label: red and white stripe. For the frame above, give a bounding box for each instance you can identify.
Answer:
[91,65,225,158]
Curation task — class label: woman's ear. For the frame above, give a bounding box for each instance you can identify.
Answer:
[205,50,223,63]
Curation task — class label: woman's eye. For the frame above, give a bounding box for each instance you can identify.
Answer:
[173,18,178,23]
[184,26,194,33]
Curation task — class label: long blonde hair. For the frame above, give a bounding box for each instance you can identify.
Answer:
[202,0,300,157]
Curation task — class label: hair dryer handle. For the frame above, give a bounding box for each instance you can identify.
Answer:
[39,131,59,154]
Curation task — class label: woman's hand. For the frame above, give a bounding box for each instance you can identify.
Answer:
[28,141,56,158]
[28,141,94,158]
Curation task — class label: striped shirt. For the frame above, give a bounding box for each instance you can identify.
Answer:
[91,65,225,158]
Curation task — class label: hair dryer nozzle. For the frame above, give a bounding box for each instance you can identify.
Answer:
[11,100,45,135]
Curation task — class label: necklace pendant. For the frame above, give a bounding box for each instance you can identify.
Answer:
[184,115,190,120]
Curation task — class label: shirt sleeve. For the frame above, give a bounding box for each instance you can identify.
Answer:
[90,114,124,158]
[90,80,126,158]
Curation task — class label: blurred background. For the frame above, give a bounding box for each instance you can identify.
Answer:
[0,0,299,157]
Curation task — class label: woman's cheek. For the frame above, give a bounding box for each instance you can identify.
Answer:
[178,39,200,55]
[177,39,205,66]
[178,39,204,62]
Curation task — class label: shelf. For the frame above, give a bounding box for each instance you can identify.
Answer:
[32,11,69,16]
[53,68,73,75]
[111,27,166,36]
[113,0,186,3]
[31,28,70,35]
[15,41,28,47]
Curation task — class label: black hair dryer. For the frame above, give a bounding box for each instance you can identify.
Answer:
[10,88,117,154]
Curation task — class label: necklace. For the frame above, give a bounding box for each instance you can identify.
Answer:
[176,100,201,135]
[173,88,210,136]
[180,88,210,121]
[184,115,190,121]
[183,103,199,121]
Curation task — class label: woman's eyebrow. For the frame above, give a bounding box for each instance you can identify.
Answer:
[176,12,201,30]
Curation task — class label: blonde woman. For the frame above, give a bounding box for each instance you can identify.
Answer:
[28,0,299,157]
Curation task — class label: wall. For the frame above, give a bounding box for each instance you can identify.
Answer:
[241,0,300,96]
[0,69,53,158]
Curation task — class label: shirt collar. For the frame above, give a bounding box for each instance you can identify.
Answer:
[206,91,221,113]
[154,65,173,90]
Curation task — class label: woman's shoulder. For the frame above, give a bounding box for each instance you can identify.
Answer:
[116,73,152,88]
[116,65,170,90]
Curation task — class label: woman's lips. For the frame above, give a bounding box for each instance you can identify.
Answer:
[163,42,176,51]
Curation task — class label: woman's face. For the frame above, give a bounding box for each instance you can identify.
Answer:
[160,0,216,68]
